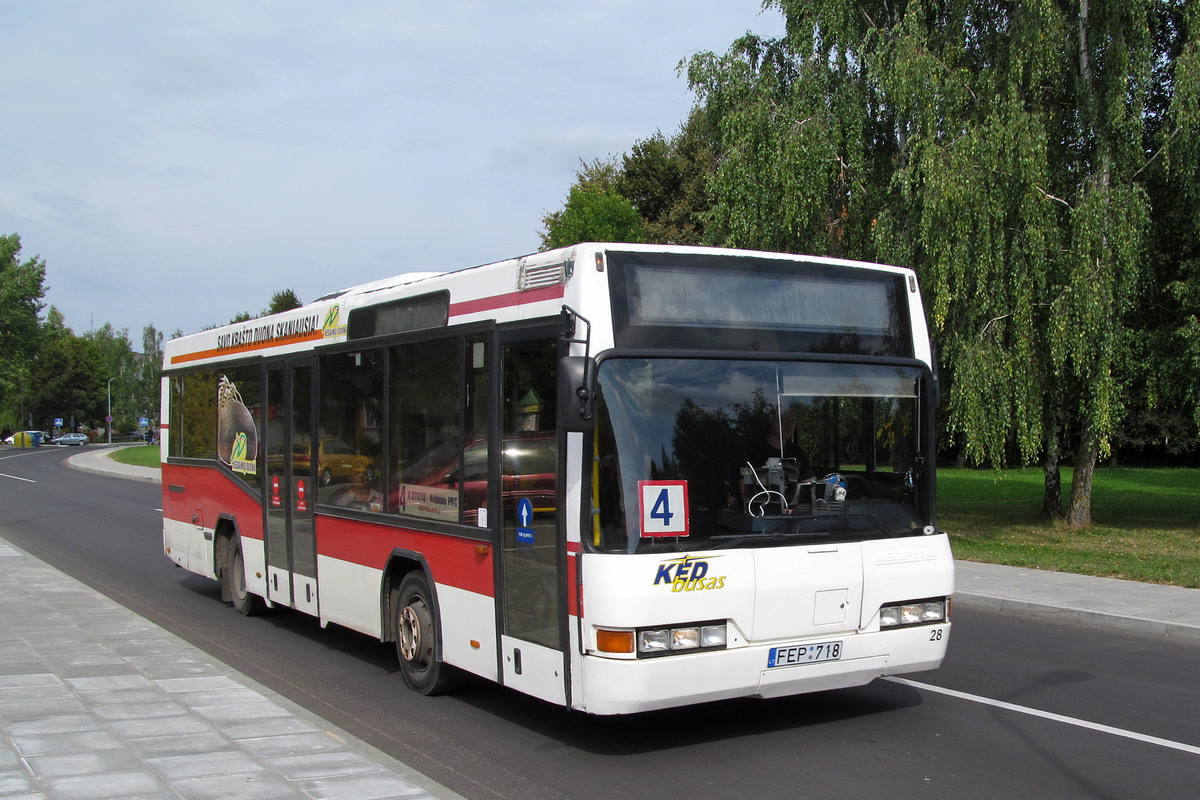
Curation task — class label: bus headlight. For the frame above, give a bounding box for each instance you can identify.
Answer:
[640,621,726,656]
[596,621,727,657]
[879,598,947,629]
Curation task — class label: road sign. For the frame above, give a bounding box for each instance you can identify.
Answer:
[516,497,534,544]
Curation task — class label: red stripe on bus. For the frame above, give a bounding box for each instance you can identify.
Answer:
[449,285,565,317]
[161,463,493,596]
[161,463,265,542]
[316,516,495,596]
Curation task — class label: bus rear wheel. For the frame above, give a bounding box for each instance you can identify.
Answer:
[225,535,262,617]
[394,572,458,695]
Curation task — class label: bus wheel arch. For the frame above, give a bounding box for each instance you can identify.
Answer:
[216,520,263,617]
[384,555,460,695]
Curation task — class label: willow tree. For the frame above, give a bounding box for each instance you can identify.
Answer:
[683,1,1190,525]
[867,1,1064,493]
[1165,1,1200,437]
[685,27,884,258]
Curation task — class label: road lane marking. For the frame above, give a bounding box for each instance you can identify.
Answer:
[1,450,43,482]
[887,677,1200,757]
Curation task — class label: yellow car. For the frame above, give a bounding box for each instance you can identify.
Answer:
[266,438,376,487]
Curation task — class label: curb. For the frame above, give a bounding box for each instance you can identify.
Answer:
[952,591,1200,644]
[67,445,162,483]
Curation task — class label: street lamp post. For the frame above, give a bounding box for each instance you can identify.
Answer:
[107,377,115,445]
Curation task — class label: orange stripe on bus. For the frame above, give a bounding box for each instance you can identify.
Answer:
[170,328,326,365]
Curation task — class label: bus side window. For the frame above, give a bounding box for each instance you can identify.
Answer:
[174,369,219,460]
[389,339,462,522]
[318,350,384,509]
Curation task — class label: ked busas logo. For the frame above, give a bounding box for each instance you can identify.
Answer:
[653,555,726,593]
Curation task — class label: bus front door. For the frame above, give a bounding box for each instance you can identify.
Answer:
[264,360,319,616]
[497,335,566,705]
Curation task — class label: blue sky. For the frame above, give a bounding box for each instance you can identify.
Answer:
[1,1,784,340]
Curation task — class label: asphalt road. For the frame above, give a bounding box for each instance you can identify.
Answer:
[2,445,1198,799]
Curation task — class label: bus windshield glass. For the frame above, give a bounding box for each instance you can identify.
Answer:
[592,358,933,553]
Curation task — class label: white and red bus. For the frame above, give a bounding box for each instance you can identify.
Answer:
[161,243,952,714]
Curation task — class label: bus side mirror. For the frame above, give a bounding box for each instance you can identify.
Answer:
[558,356,596,432]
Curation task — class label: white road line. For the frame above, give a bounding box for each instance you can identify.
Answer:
[887,676,1200,757]
[0,450,41,482]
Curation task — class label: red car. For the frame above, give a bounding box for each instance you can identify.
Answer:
[391,435,556,523]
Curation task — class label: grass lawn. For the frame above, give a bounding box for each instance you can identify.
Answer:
[939,467,1200,588]
[107,443,161,469]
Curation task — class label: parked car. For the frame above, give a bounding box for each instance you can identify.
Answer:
[54,433,89,446]
[266,439,377,487]
[4,431,42,445]
[391,434,557,522]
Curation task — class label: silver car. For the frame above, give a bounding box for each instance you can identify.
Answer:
[54,433,89,446]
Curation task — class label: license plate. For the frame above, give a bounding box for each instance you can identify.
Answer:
[767,640,843,668]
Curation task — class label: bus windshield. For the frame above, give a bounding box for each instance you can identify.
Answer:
[592,358,933,553]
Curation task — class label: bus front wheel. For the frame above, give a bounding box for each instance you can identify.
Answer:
[394,572,457,695]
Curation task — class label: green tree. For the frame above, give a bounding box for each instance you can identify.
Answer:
[1161,0,1200,437]
[222,289,303,326]
[686,28,880,257]
[0,234,48,430]
[266,289,302,314]
[28,333,105,432]
[82,324,138,433]
[539,158,647,250]
[684,0,1183,526]
[136,324,165,431]
[619,116,720,246]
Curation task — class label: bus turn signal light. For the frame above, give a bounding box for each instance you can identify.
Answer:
[596,629,635,654]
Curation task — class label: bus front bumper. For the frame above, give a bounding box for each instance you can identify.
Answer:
[574,622,949,715]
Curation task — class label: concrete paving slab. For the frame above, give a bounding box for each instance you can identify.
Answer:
[0,538,465,800]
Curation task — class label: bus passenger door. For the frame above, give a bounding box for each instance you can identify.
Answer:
[264,359,318,615]
[497,334,566,705]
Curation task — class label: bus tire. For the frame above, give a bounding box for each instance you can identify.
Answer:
[226,534,263,617]
[394,572,458,695]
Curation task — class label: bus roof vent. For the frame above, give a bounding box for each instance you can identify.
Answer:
[518,262,567,292]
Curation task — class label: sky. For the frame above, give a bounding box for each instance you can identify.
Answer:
[1,1,785,342]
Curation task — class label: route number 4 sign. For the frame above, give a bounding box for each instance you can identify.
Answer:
[638,480,690,538]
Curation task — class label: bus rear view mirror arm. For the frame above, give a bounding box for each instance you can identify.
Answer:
[559,355,596,432]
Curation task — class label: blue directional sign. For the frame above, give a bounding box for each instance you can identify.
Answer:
[516,497,534,544]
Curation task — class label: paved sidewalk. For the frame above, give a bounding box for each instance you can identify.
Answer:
[955,560,1200,642]
[0,536,465,800]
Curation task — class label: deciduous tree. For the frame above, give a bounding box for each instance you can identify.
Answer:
[539,158,646,250]
[683,0,1186,526]
[0,234,48,431]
